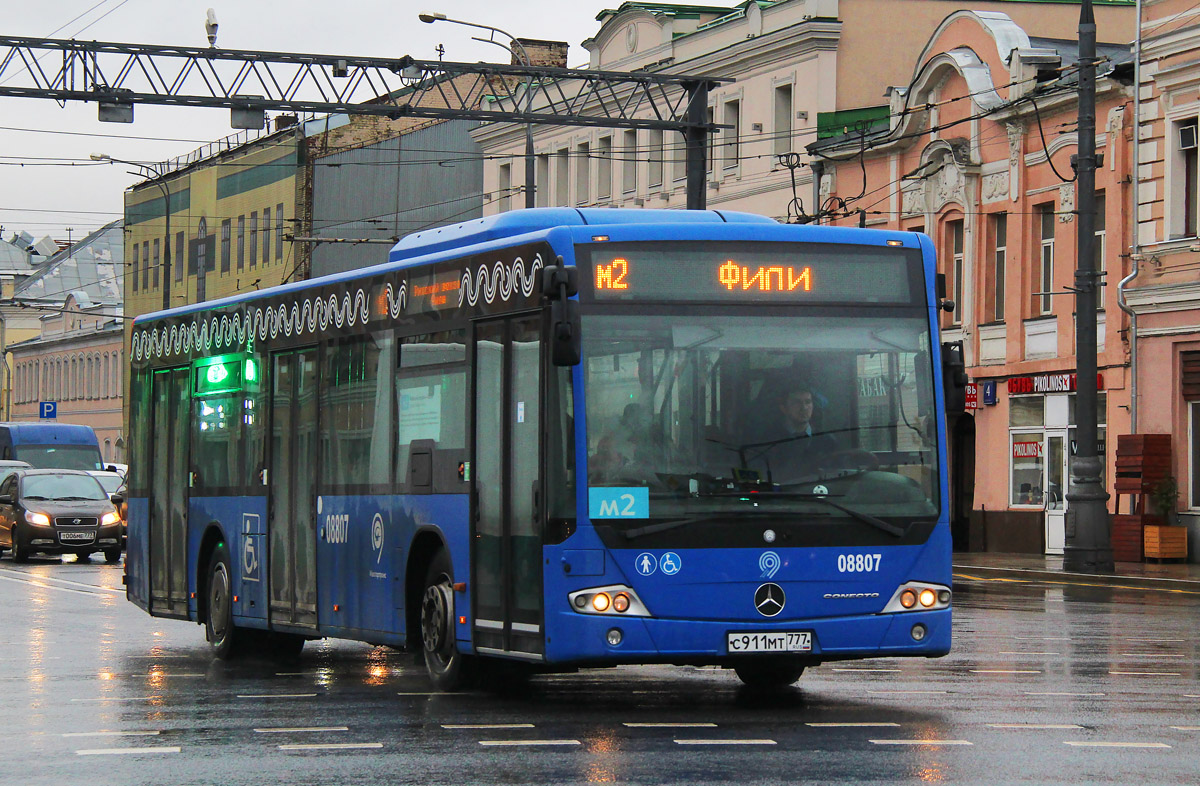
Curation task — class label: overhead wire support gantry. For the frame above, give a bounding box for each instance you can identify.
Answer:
[0,34,728,208]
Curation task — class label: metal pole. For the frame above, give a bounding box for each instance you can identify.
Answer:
[684,81,708,210]
[1064,0,1113,573]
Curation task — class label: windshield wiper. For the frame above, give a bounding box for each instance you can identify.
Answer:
[54,496,96,501]
[620,513,772,541]
[23,495,50,500]
[692,491,907,538]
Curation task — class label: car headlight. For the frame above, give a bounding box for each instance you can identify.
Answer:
[24,510,51,527]
[101,511,121,527]
[568,585,651,617]
[880,581,951,613]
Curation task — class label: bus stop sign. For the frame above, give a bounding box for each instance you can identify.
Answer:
[39,402,57,419]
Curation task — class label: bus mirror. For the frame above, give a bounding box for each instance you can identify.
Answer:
[550,298,581,366]
[542,262,578,299]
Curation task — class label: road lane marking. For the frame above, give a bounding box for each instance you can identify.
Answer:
[806,722,901,728]
[1063,741,1171,748]
[76,747,181,755]
[1024,692,1105,697]
[1170,726,1200,731]
[254,727,348,733]
[236,693,318,699]
[70,696,161,703]
[443,724,535,729]
[1014,637,1070,641]
[1186,695,1200,698]
[1108,671,1182,677]
[987,724,1082,729]
[674,739,776,746]
[278,743,383,751]
[624,723,717,728]
[0,572,124,596]
[868,690,948,695]
[478,740,580,747]
[998,652,1059,656]
[870,739,972,746]
[831,668,902,673]
[970,670,1041,674]
[1128,638,1185,643]
[396,692,444,696]
[63,731,161,738]
[1118,653,1185,658]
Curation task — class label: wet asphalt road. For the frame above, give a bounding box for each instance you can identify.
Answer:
[2,556,1199,786]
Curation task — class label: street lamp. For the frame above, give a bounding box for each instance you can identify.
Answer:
[420,12,537,209]
[91,153,173,311]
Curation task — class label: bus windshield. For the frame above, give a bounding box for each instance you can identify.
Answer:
[583,312,939,538]
[13,445,104,471]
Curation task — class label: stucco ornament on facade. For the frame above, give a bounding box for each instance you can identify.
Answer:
[901,181,925,216]
[981,171,1009,204]
[1006,122,1023,202]
[932,158,966,210]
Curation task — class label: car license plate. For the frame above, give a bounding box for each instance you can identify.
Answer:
[727,631,812,653]
[59,531,95,544]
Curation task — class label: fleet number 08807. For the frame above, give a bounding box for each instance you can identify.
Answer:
[837,553,882,573]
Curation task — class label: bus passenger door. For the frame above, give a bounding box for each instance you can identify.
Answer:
[472,315,544,660]
[267,349,319,629]
[149,367,190,617]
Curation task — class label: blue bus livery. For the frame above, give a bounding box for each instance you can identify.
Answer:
[0,422,104,471]
[125,208,952,689]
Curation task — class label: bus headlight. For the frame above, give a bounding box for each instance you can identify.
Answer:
[569,585,651,617]
[25,510,51,527]
[880,581,951,614]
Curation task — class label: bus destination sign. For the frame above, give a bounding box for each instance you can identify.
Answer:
[582,241,916,304]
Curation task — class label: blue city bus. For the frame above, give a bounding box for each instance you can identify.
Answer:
[0,422,104,470]
[124,208,952,689]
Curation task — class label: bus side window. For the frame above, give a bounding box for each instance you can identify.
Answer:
[396,329,467,493]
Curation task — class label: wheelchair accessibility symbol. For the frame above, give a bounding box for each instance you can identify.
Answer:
[659,552,681,576]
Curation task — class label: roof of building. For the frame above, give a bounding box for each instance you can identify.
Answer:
[0,238,36,275]
[13,220,124,306]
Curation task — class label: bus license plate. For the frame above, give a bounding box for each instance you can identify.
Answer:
[727,631,812,654]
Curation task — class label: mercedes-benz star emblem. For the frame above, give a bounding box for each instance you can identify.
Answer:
[754,582,785,617]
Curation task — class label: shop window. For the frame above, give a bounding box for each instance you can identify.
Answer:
[1011,433,1044,506]
[1010,396,1045,428]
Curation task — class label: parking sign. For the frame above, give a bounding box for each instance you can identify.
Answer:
[39,401,57,419]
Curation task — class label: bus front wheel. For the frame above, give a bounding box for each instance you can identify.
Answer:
[205,543,247,659]
[420,551,474,690]
[733,660,805,689]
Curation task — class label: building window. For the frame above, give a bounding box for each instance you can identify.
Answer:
[249,211,258,268]
[142,240,150,291]
[536,154,550,207]
[774,84,793,157]
[1192,401,1200,509]
[194,218,208,276]
[723,99,740,170]
[237,215,245,271]
[262,206,271,264]
[131,243,139,292]
[151,238,160,290]
[1180,119,1199,238]
[992,213,1007,322]
[175,231,184,283]
[622,129,637,195]
[498,163,512,212]
[648,129,663,189]
[276,204,284,260]
[575,141,590,205]
[1093,191,1106,274]
[555,147,569,206]
[1038,204,1055,315]
[597,135,612,201]
[946,220,963,327]
[221,219,231,273]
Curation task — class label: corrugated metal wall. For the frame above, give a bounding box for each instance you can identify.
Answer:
[310,121,484,277]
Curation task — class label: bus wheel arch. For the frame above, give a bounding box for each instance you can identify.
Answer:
[196,525,227,626]
[405,531,448,651]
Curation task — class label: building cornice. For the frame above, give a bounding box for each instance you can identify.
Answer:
[1123,281,1200,314]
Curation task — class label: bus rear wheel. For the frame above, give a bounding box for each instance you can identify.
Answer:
[205,543,248,660]
[420,551,474,691]
[733,660,805,689]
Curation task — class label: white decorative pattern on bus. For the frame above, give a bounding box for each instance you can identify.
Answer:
[459,254,543,307]
[131,281,407,361]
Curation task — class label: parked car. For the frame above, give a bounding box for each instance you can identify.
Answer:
[0,459,32,487]
[0,469,124,563]
[87,470,128,548]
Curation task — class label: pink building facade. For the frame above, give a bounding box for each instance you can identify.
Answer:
[811,11,1135,554]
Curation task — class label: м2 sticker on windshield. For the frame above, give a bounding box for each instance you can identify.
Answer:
[588,487,649,519]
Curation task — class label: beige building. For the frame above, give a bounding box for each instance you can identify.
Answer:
[473,0,1135,219]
